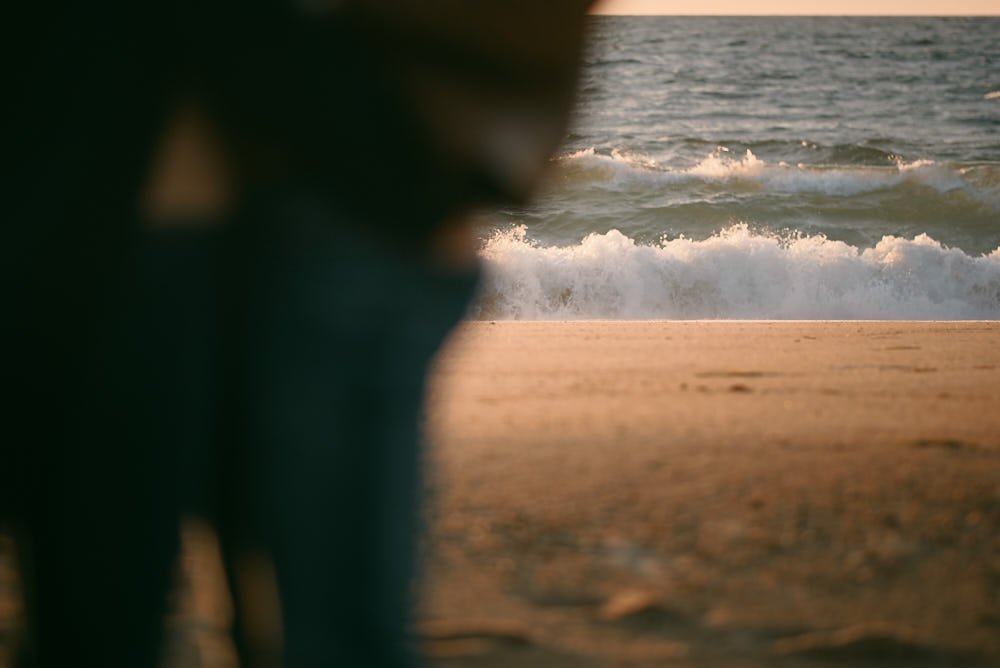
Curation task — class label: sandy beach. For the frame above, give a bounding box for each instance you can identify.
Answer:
[3,321,998,667]
[418,321,1000,667]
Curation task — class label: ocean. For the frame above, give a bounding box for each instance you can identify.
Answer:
[473,17,1000,319]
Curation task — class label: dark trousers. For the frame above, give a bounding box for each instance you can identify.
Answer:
[6,187,477,667]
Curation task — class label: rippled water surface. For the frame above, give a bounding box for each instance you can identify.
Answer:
[475,17,1000,319]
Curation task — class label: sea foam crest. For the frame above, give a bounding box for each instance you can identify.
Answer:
[473,225,1000,320]
[559,147,978,198]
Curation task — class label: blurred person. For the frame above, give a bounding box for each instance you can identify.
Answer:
[3,1,592,666]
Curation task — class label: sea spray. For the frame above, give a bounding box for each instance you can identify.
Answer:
[473,225,1000,320]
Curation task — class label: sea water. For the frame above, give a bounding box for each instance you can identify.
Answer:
[473,17,1000,319]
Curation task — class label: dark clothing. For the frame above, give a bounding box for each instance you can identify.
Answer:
[8,189,476,666]
[218,188,478,666]
[3,2,587,665]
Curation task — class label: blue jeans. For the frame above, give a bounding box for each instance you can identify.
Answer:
[215,188,479,666]
[7,186,477,667]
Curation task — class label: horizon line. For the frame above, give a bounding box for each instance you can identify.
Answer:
[588,12,1000,16]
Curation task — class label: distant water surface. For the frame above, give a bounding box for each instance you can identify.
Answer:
[474,17,1000,319]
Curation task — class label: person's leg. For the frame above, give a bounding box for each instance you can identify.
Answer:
[13,225,219,667]
[360,259,480,666]
[224,189,475,666]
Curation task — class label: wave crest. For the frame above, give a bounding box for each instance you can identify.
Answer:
[557,147,994,201]
[473,225,1000,320]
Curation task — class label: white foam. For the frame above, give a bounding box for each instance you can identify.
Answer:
[473,225,1000,320]
[558,148,688,188]
[557,147,973,197]
[687,147,766,178]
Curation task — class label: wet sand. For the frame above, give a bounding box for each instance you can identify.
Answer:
[418,321,1000,667]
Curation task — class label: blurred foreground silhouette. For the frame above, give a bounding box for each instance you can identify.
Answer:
[2,2,591,666]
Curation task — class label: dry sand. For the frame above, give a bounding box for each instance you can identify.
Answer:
[418,321,1000,667]
[1,321,997,667]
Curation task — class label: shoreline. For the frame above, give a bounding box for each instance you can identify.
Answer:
[448,317,1000,325]
[420,320,1000,666]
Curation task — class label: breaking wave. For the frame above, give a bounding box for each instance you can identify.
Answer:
[472,225,1000,320]
[557,147,999,204]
